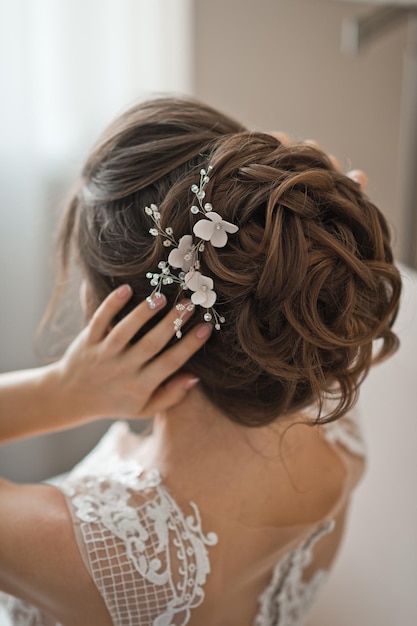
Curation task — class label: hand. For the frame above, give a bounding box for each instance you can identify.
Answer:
[269,131,369,190]
[52,285,212,423]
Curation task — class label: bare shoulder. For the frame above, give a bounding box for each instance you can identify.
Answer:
[272,422,350,525]
[0,478,112,626]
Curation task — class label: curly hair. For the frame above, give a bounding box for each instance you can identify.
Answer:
[57,96,401,426]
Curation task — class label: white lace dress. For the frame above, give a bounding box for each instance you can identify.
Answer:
[0,412,366,626]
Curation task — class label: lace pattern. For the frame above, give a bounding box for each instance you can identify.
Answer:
[254,521,335,626]
[60,464,218,626]
[0,592,60,626]
[0,416,360,626]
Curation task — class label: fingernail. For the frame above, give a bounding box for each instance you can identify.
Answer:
[117,284,132,299]
[173,301,195,339]
[146,293,167,310]
[195,323,213,340]
[347,169,368,189]
[175,300,195,320]
[304,139,321,149]
[183,377,200,390]
[272,131,291,145]
[329,154,341,170]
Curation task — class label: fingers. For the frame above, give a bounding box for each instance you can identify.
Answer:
[142,375,200,416]
[305,141,343,173]
[102,292,167,351]
[328,154,341,171]
[89,287,210,377]
[270,131,291,146]
[120,303,212,415]
[131,300,197,366]
[88,285,134,343]
[269,131,368,190]
[304,139,341,171]
[303,138,321,150]
[347,169,368,190]
[142,323,213,389]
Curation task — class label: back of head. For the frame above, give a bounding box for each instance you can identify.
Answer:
[58,96,401,426]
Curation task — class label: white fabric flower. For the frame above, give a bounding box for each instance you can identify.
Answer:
[168,235,194,271]
[193,212,239,248]
[185,270,217,308]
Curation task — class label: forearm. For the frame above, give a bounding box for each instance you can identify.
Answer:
[0,290,207,443]
[0,365,76,442]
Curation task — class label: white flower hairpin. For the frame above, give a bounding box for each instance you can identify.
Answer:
[144,165,239,338]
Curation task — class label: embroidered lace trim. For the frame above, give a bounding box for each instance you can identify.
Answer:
[0,518,336,626]
[0,592,60,626]
[60,463,218,626]
[0,415,355,626]
[254,520,335,626]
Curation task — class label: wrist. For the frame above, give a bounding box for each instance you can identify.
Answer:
[39,361,71,426]
[43,359,92,429]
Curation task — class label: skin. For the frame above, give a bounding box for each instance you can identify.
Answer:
[140,389,350,528]
[130,388,358,625]
[0,285,211,442]
[269,131,369,190]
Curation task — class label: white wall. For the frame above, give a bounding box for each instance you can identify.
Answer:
[193,0,409,260]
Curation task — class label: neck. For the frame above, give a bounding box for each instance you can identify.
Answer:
[137,389,346,528]
[139,388,340,528]
[145,388,303,493]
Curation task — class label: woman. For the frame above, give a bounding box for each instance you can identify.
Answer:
[0,96,401,625]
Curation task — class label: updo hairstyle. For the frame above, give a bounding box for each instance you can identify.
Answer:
[58,97,401,426]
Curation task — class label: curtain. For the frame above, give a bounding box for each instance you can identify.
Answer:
[0,0,193,481]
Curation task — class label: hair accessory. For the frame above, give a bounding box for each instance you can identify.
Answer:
[144,165,239,338]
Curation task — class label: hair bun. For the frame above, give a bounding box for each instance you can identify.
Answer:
[192,131,401,423]
[60,97,401,427]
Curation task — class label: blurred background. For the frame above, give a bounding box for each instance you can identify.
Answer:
[0,1,416,624]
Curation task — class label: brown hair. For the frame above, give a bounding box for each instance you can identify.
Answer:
[57,96,401,426]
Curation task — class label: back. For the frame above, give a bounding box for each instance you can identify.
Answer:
[0,407,365,626]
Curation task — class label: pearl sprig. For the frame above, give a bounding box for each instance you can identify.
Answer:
[144,165,238,337]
